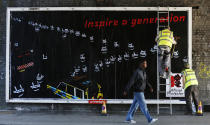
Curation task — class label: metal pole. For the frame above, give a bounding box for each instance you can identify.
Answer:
[115,62,117,99]
[82,91,84,99]
[168,8,173,115]
[74,88,76,97]
[157,9,160,115]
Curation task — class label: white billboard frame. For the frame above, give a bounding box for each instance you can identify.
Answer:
[6,7,192,104]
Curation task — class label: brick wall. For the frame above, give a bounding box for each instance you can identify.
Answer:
[192,0,210,105]
[0,0,210,110]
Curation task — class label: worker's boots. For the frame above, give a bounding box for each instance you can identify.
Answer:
[165,67,170,78]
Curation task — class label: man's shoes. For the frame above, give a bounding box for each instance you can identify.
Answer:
[148,118,158,125]
[124,120,136,124]
[165,67,169,72]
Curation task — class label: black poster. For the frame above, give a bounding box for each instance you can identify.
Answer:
[9,10,188,100]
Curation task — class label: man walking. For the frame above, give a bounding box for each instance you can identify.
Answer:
[181,63,199,115]
[123,59,158,124]
[156,27,176,78]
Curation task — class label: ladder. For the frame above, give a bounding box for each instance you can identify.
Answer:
[157,8,173,115]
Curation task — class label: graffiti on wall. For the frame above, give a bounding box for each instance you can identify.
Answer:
[198,63,210,79]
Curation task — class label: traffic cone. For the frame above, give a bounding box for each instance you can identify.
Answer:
[197,101,203,116]
[101,101,107,115]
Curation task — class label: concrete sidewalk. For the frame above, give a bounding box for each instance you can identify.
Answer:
[0,111,209,125]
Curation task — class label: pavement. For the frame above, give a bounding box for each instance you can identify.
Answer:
[0,110,209,125]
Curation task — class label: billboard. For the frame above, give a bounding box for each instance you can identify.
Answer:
[6,7,192,103]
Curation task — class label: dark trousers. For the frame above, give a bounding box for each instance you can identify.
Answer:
[185,85,199,113]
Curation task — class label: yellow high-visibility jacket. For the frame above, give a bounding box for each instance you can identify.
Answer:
[181,69,198,90]
[158,29,174,48]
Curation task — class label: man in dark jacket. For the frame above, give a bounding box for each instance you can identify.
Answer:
[124,59,158,124]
